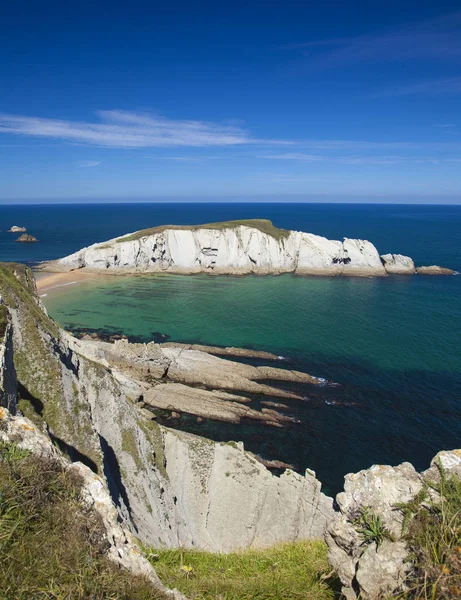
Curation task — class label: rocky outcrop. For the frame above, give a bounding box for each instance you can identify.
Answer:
[8,225,26,232]
[74,337,330,425]
[41,219,390,276]
[0,406,185,599]
[325,450,461,599]
[381,253,416,274]
[416,265,457,275]
[16,233,38,243]
[0,262,334,554]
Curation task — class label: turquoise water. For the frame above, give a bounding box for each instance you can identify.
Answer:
[44,271,461,494]
[1,202,460,493]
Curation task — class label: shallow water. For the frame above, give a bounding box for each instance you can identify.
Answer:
[43,271,461,495]
[1,202,460,494]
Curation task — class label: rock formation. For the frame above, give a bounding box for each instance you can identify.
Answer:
[8,225,27,232]
[0,262,333,553]
[325,450,461,599]
[380,253,416,274]
[16,233,38,243]
[39,219,389,276]
[416,265,457,275]
[39,219,455,277]
[0,406,185,599]
[1,261,459,598]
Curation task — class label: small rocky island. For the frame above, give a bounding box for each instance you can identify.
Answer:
[39,219,456,276]
[8,225,27,232]
[16,233,38,243]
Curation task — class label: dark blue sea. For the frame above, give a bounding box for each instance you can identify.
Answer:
[1,202,460,494]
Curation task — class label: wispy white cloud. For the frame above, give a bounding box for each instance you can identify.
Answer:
[0,110,282,148]
[285,10,461,67]
[143,154,226,162]
[77,160,101,168]
[373,76,461,97]
[260,152,461,165]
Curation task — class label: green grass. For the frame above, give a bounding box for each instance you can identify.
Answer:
[115,219,290,243]
[395,460,461,599]
[0,303,8,338]
[146,541,338,600]
[0,440,168,600]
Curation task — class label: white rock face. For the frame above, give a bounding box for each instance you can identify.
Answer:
[53,222,388,276]
[162,431,334,552]
[326,453,461,599]
[381,253,416,274]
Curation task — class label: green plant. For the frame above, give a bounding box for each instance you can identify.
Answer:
[395,460,461,599]
[146,541,339,599]
[0,440,168,599]
[349,506,394,548]
[115,219,291,244]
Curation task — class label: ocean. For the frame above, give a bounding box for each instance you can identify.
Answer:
[1,202,460,494]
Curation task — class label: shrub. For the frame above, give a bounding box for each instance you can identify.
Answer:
[396,461,461,599]
[0,441,168,600]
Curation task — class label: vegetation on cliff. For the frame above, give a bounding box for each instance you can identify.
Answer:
[0,440,168,600]
[116,219,291,243]
[397,463,461,599]
[147,541,338,600]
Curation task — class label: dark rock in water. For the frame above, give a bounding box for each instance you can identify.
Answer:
[261,400,289,409]
[254,456,295,471]
[170,411,181,419]
[151,331,170,343]
[16,233,38,243]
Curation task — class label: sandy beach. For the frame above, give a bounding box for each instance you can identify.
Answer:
[35,270,100,296]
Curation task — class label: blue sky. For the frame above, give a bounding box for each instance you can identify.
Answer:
[1,0,461,203]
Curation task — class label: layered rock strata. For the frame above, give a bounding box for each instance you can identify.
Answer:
[40,219,456,277]
[0,262,334,553]
[40,220,391,276]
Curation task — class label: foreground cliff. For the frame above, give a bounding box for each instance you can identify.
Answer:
[0,262,333,553]
[40,219,455,277]
[1,262,459,599]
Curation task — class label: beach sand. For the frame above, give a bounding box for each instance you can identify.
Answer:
[35,271,100,296]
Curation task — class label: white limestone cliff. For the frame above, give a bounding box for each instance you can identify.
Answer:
[0,264,334,553]
[380,253,416,274]
[46,220,388,276]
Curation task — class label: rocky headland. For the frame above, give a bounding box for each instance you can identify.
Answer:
[1,262,459,599]
[38,219,456,277]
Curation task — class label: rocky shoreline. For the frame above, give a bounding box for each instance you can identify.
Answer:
[1,262,460,599]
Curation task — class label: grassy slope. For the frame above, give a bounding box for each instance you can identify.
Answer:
[116,219,290,243]
[0,263,102,471]
[0,441,168,600]
[147,542,338,600]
